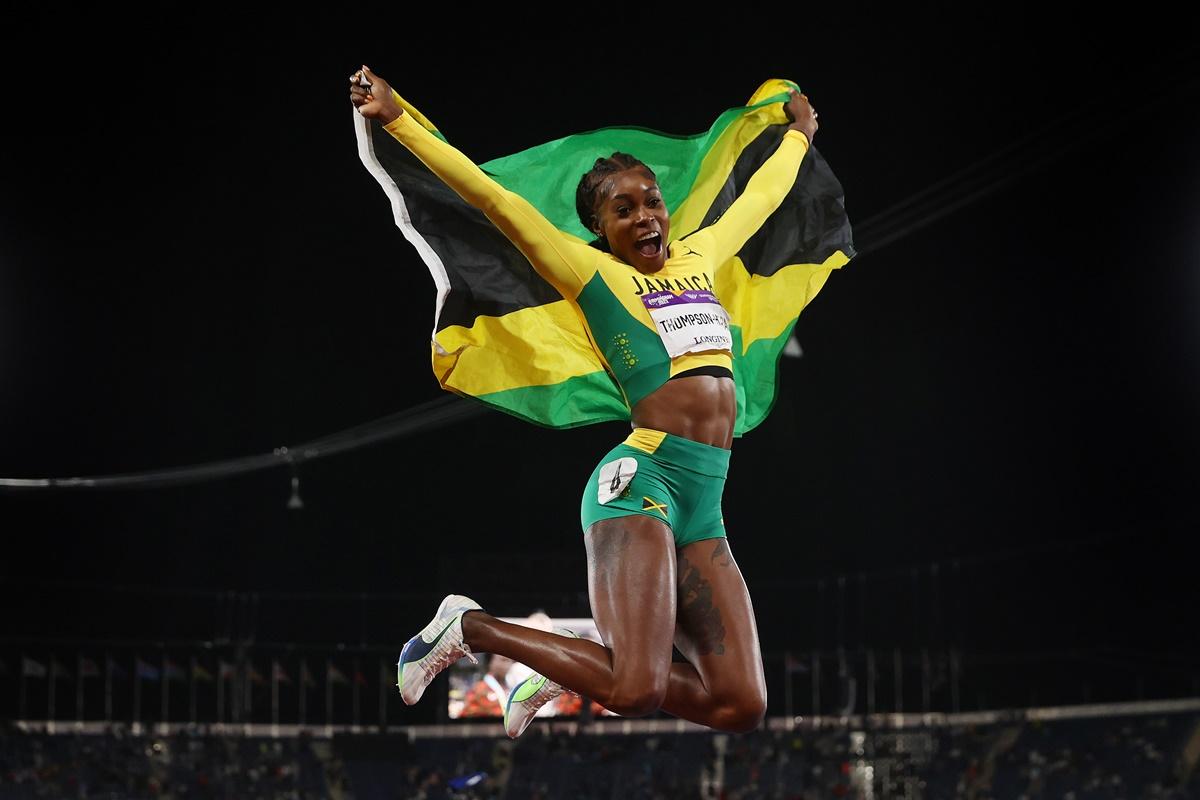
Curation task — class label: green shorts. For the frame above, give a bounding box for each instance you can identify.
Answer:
[580,428,731,548]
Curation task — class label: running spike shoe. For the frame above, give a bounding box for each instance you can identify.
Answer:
[397,594,482,705]
[503,627,579,738]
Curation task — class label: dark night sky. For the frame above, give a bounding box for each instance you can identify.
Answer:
[1,11,1198,664]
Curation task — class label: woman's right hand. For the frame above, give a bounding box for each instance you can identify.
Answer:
[784,89,818,143]
[349,65,404,124]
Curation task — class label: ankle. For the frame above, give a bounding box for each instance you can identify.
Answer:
[460,609,488,650]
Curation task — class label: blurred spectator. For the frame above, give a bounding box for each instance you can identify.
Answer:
[460,655,514,718]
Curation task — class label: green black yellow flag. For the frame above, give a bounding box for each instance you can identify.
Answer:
[354,79,854,435]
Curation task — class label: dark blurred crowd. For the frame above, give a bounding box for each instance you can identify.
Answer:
[0,723,334,799]
[2,713,1198,799]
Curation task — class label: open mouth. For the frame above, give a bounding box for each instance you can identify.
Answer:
[635,232,662,258]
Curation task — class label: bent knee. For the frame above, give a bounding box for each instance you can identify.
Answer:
[710,693,767,733]
[604,680,668,718]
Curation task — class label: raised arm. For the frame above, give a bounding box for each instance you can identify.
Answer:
[350,67,591,297]
[689,90,819,267]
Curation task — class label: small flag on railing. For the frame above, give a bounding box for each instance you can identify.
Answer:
[135,658,160,682]
[327,662,348,684]
[163,658,186,682]
[247,664,266,685]
[22,657,47,678]
[192,662,214,682]
[79,657,101,678]
[272,661,293,685]
[106,656,128,679]
[785,652,809,674]
[218,660,236,681]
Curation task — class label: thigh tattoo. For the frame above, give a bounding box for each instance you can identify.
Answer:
[586,520,634,579]
[710,539,733,567]
[677,552,727,656]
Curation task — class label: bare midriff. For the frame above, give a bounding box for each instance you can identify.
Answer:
[630,367,736,450]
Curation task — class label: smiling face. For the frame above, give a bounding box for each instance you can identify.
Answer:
[591,168,670,273]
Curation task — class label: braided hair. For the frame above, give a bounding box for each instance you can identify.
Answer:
[575,153,658,249]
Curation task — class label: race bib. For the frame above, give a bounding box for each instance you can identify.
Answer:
[597,457,638,504]
[641,290,732,357]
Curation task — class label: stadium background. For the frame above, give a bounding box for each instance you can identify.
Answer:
[1,8,1198,798]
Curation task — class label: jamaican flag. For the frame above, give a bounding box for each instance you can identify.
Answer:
[354,79,854,436]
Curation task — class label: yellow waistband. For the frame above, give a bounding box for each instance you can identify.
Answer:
[623,428,668,454]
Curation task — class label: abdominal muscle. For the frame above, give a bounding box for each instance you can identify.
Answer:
[629,351,737,450]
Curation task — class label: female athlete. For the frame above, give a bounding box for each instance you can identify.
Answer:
[350,65,818,736]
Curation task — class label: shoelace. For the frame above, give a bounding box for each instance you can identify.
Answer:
[529,680,563,708]
[519,674,568,710]
[423,636,478,687]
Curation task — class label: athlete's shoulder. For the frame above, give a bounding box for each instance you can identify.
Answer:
[672,233,712,259]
